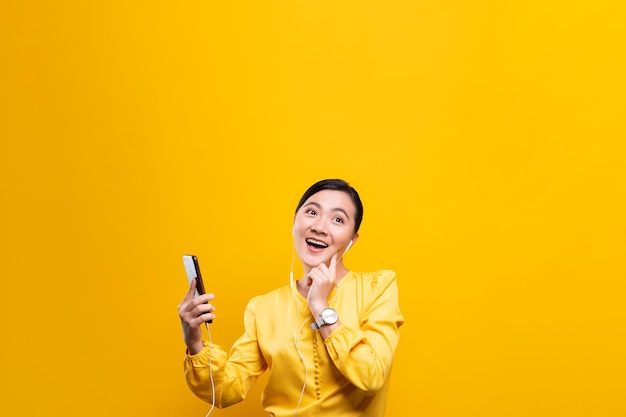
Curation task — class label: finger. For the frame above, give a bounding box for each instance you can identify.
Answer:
[193,302,215,317]
[188,312,214,328]
[197,303,216,324]
[329,253,337,277]
[189,293,214,310]
[307,267,323,282]
[179,279,197,312]
[182,300,211,322]
[313,261,326,271]
[199,311,216,323]
[185,278,197,299]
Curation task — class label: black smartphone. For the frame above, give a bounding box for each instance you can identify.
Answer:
[182,254,212,323]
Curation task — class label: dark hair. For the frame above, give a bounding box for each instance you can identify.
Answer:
[295,179,364,234]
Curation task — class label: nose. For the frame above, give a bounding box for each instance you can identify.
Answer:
[311,222,327,235]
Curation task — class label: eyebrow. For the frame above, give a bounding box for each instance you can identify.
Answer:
[304,201,351,220]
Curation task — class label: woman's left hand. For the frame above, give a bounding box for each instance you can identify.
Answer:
[306,253,338,314]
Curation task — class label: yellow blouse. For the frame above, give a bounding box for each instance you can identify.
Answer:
[184,270,404,417]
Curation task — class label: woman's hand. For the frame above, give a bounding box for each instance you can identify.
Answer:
[306,253,338,315]
[178,278,215,355]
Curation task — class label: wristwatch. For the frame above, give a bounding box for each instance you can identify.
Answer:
[311,308,339,330]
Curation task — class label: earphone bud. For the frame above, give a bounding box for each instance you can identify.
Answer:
[333,239,354,272]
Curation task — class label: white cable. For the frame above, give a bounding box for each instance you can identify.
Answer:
[289,244,296,287]
[203,321,215,417]
[290,232,308,417]
[289,231,348,416]
[293,308,311,417]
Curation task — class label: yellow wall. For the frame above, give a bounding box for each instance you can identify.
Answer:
[1,1,624,416]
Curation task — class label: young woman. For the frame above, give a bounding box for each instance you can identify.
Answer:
[178,179,404,417]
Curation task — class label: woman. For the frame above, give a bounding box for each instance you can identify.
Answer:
[178,179,404,417]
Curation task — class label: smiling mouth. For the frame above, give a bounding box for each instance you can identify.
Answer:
[306,238,328,249]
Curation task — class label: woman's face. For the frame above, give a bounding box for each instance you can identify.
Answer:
[293,189,358,269]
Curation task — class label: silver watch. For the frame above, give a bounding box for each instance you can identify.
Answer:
[311,308,339,330]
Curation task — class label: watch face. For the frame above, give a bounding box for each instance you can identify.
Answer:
[321,308,338,325]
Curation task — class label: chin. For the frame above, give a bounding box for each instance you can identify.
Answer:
[301,252,329,267]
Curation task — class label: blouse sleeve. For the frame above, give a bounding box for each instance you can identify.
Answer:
[183,296,267,407]
[323,270,404,395]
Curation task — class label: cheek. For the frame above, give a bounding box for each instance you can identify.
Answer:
[292,226,306,250]
[336,229,354,244]
[293,218,312,235]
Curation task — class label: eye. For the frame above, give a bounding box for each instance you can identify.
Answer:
[333,217,344,224]
[306,209,317,216]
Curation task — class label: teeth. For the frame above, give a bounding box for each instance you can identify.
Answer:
[306,238,328,248]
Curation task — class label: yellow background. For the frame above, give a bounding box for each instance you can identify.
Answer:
[1,1,624,416]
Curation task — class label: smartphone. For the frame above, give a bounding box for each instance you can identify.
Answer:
[182,254,212,323]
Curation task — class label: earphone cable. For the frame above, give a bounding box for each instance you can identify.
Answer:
[203,322,216,417]
[292,309,311,417]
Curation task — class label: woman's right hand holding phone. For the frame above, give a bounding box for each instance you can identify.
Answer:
[178,278,215,355]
